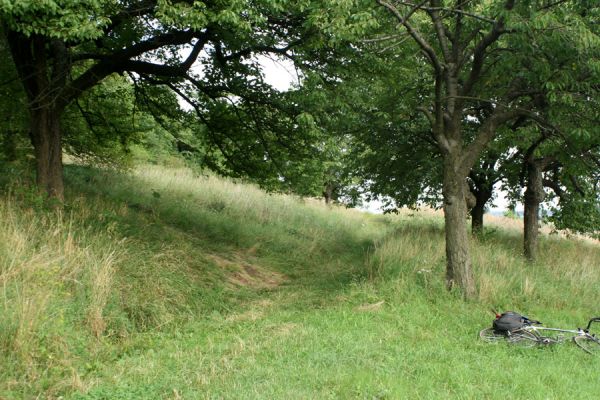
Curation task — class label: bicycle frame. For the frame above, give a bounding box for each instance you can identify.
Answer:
[520,317,600,340]
[516,325,584,344]
[480,316,600,354]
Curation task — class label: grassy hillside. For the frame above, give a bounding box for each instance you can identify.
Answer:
[1,164,599,399]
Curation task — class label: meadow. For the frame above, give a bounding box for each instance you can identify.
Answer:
[1,164,599,399]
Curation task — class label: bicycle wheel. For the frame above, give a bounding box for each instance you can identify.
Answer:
[507,330,539,348]
[480,328,505,343]
[573,335,600,355]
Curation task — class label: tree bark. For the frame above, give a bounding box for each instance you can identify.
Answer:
[467,161,498,235]
[442,154,476,298]
[523,161,543,261]
[470,185,493,234]
[323,183,333,205]
[471,200,485,233]
[323,181,337,205]
[30,107,64,201]
[7,33,68,201]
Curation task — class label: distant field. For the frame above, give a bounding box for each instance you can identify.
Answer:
[1,165,599,399]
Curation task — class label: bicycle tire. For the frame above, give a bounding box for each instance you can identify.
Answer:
[507,329,539,348]
[573,335,600,355]
[479,328,505,343]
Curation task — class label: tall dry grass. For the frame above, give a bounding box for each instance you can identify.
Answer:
[0,194,120,395]
[86,249,119,338]
[131,165,372,232]
[366,209,600,312]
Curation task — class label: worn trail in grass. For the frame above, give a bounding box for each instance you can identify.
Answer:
[2,165,600,399]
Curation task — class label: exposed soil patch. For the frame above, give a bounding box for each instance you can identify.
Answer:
[208,254,287,289]
[355,300,385,312]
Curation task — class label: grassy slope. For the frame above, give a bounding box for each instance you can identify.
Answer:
[1,164,600,399]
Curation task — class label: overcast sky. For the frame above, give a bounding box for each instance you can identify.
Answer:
[258,55,299,91]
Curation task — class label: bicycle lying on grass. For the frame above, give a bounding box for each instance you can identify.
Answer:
[480,313,600,354]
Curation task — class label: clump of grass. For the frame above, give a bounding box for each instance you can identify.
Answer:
[86,249,118,338]
[366,217,445,280]
[0,195,110,396]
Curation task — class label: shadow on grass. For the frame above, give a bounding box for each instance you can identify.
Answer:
[64,165,381,296]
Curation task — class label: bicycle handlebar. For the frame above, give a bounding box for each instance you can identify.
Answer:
[585,317,600,331]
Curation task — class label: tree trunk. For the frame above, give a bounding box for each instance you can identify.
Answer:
[471,200,485,234]
[323,181,339,205]
[442,155,476,298]
[523,161,544,261]
[470,187,493,234]
[30,107,64,201]
[7,33,68,201]
[323,182,334,205]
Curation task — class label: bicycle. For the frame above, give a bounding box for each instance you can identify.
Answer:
[480,316,600,354]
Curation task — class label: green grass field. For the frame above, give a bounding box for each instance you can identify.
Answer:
[1,164,599,399]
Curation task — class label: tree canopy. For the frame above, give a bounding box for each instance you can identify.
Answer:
[0,0,375,199]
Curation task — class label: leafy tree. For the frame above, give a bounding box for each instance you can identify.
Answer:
[372,0,524,297]
[511,4,598,260]
[62,76,155,166]
[501,123,600,259]
[288,72,377,205]
[492,2,600,259]
[0,46,163,171]
[0,0,373,200]
[293,43,445,212]
[371,0,597,297]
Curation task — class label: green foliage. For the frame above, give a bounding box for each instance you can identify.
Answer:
[0,0,109,39]
[0,38,28,162]
[548,181,600,239]
[329,0,600,221]
[156,0,209,30]
[503,208,520,220]
[496,4,600,234]
[62,76,154,167]
[296,38,442,209]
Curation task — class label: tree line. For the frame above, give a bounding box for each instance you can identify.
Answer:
[1,0,598,299]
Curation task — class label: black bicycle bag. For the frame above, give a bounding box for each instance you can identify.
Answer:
[493,311,527,333]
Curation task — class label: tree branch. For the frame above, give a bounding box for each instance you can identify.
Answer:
[360,34,408,43]
[461,25,506,97]
[460,107,523,174]
[376,0,442,75]
[428,1,452,64]
[63,31,212,107]
[220,38,303,61]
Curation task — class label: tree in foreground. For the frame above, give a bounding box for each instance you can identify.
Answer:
[1,0,370,200]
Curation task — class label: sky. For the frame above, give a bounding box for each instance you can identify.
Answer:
[257,55,299,91]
